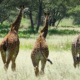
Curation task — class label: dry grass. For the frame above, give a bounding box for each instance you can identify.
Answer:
[0,50,80,80]
[0,26,80,80]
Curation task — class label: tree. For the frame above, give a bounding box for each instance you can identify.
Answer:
[0,0,3,3]
[48,0,80,27]
[36,0,42,31]
[0,0,29,24]
[0,4,10,24]
[0,0,80,31]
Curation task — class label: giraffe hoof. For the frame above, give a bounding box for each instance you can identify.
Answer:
[40,70,44,75]
[12,68,16,71]
[4,63,8,71]
[34,66,39,76]
[11,63,16,71]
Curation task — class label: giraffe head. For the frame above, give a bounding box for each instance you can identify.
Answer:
[44,12,50,22]
[16,5,29,18]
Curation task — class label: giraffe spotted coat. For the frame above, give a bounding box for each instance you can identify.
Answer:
[72,34,80,68]
[31,12,52,76]
[0,6,28,71]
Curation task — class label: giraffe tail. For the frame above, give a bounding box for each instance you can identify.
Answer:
[3,38,8,51]
[41,51,53,64]
[47,59,53,64]
[3,42,7,51]
[40,42,53,64]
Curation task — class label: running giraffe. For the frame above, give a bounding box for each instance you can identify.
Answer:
[0,6,28,71]
[31,12,52,76]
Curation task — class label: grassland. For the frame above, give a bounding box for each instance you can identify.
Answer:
[0,18,80,80]
[0,50,80,80]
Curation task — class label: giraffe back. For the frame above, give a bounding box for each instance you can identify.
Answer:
[0,30,19,52]
[31,34,49,61]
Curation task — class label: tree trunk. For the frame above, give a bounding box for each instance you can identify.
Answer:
[0,0,3,3]
[49,19,52,26]
[29,11,34,32]
[52,18,56,26]
[1,21,3,24]
[36,1,42,31]
[55,18,62,28]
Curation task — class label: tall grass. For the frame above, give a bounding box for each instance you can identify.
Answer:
[19,34,77,51]
[0,50,80,80]
[0,18,80,80]
[19,38,71,51]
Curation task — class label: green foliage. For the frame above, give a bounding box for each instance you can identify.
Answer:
[0,5,10,24]
[0,0,80,29]
[18,33,30,38]
[20,43,33,50]
[0,24,10,37]
[48,28,79,35]
[0,23,79,38]
[68,6,80,25]
[0,24,38,38]
[0,23,78,51]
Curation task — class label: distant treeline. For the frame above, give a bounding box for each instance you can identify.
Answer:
[0,0,80,32]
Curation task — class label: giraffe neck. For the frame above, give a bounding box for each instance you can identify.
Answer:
[40,17,48,38]
[11,9,22,32]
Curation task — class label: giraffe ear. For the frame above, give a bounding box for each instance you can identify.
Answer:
[23,5,24,8]
[44,12,46,15]
[23,8,29,12]
[16,7,20,11]
[47,12,50,15]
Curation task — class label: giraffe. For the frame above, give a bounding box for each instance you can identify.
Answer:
[31,12,52,76]
[0,6,28,71]
[72,34,80,68]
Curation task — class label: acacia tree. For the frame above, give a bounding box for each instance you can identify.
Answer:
[36,0,42,31]
[48,0,80,27]
[0,0,3,3]
[0,0,80,31]
[0,0,29,23]
[0,0,36,32]
[27,0,38,32]
[0,0,11,24]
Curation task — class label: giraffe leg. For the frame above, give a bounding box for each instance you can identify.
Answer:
[34,60,39,76]
[78,53,80,67]
[4,52,13,71]
[31,56,39,76]
[72,44,77,68]
[34,65,39,76]
[40,59,46,75]
[11,51,18,71]
[1,51,6,64]
[11,57,16,71]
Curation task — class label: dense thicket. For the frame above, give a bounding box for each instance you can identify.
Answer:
[0,0,80,31]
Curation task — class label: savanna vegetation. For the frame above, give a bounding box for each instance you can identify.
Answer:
[0,0,80,80]
[0,18,80,80]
